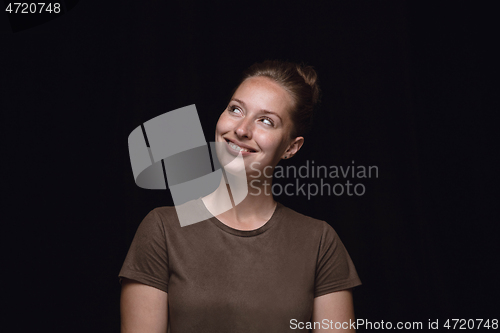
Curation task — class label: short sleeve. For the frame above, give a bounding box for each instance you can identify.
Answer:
[314,222,362,298]
[118,209,169,293]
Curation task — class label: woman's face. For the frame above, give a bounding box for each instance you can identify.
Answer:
[215,76,303,178]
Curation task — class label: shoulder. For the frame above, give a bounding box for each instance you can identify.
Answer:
[134,206,180,236]
[149,206,178,222]
[278,203,335,239]
[145,201,214,235]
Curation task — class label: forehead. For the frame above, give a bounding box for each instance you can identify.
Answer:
[233,76,294,117]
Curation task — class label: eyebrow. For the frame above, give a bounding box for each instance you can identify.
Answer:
[230,98,283,123]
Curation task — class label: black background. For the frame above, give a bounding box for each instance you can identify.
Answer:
[3,1,498,331]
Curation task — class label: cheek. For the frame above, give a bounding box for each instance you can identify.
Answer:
[274,135,291,157]
[256,131,286,153]
[215,113,230,134]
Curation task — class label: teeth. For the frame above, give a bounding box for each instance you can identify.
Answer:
[228,141,250,152]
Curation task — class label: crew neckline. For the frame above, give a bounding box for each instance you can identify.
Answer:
[205,201,284,237]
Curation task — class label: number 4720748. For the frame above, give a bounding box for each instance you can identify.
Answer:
[5,3,61,14]
[444,319,498,330]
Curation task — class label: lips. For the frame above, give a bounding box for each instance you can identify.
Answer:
[224,138,257,153]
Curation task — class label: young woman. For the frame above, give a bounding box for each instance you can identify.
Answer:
[119,60,361,332]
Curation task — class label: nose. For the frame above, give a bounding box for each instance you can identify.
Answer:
[235,117,253,140]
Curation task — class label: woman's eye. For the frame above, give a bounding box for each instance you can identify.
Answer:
[261,118,274,126]
[228,105,242,114]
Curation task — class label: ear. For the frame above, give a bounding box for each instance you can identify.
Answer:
[282,136,304,159]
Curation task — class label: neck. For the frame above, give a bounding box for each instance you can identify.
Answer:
[202,173,277,230]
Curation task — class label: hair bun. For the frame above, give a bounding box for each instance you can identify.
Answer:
[296,64,320,105]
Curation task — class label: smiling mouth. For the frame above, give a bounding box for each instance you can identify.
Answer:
[225,139,256,153]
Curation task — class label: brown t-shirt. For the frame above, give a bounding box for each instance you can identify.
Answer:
[119,200,361,332]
